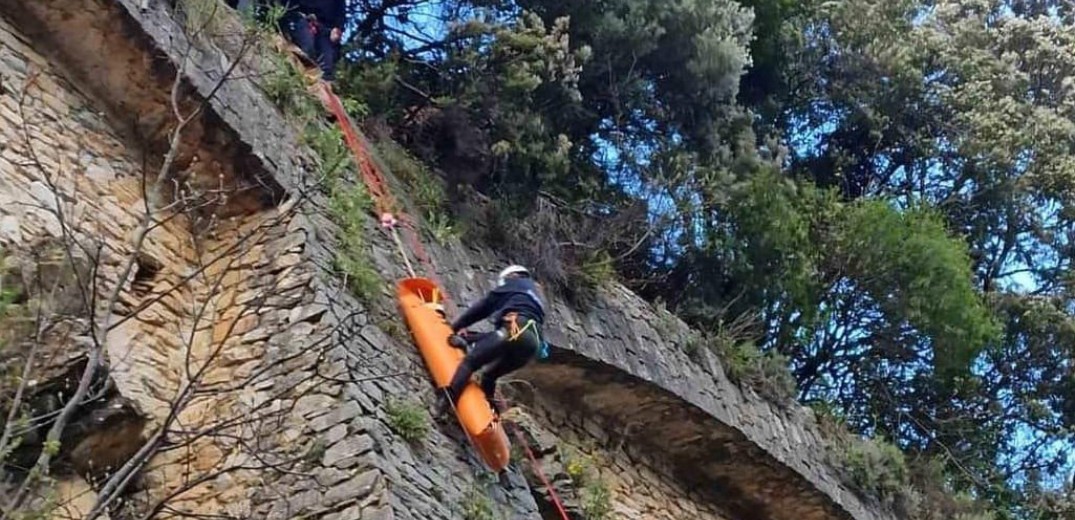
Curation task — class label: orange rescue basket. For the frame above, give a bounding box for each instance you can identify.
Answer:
[396,277,511,472]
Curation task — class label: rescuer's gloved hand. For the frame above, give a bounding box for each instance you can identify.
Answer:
[447,333,469,351]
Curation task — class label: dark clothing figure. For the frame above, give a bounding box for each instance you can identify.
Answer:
[447,322,541,410]
[442,272,546,414]
[279,11,339,81]
[451,277,546,331]
[276,0,346,82]
[279,0,346,30]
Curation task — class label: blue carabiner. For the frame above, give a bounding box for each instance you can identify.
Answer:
[536,340,550,360]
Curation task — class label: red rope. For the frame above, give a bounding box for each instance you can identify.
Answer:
[317,81,569,518]
[319,85,393,214]
[507,418,571,520]
[319,84,452,303]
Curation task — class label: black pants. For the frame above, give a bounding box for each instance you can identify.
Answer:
[447,319,540,406]
[279,11,339,81]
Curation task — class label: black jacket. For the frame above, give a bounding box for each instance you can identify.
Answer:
[451,278,546,332]
[280,0,346,29]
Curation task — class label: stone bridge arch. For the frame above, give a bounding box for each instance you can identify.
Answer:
[423,246,899,520]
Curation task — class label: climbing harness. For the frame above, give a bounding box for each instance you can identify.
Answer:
[306,62,568,517]
[505,312,534,341]
[505,312,549,361]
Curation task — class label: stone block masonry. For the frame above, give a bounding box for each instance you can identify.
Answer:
[507,403,733,520]
[0,2,541,518]
[0,13,197,423]
[0,11,345,517]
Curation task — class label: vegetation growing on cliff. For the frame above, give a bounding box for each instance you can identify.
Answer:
[460,488,499,520]
[331,0,1075,516]
[250,7,387,301]
[373,138,458,245]
[558,446,613,519]
[384,397,431,443]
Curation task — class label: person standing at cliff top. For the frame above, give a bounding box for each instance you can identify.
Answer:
[435,265,549,417]
[274,0,346,83]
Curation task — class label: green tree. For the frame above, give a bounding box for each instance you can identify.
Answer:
[516,0,755,154]
[760,0,1075,510]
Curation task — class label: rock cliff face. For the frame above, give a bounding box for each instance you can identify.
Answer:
[0,1,900,519]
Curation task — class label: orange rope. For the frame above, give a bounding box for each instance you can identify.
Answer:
[319,85,393,214]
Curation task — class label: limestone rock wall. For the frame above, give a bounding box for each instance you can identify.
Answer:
[0,17,172,502]
[0,7,189,426]
[0,16,167,261]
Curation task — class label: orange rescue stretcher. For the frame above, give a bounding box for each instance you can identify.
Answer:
[396,278,511,473]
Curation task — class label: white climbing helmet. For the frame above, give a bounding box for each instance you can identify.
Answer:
[497,265,530,286]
